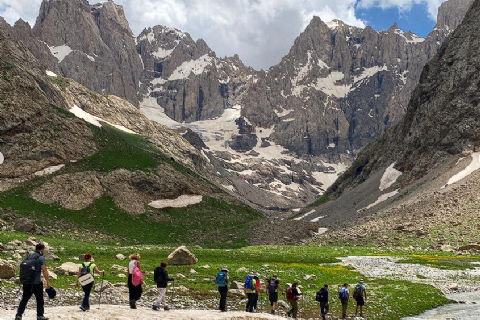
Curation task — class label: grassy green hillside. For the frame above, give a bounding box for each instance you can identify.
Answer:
[0,114,263,248]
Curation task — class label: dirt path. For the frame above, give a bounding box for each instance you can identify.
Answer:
[0,305,286,320]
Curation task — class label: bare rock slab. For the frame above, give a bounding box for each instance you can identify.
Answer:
[168,246,198,265]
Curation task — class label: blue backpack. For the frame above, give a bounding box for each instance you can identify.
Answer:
[244,276,253,290]
[339,287,348,300]
[216,271,227,286]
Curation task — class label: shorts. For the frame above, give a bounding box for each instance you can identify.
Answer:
[356,295,365,306]
[269,292,278,305]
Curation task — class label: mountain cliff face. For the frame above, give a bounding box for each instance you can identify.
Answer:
[306,0,480,234]
[31,0,143,105]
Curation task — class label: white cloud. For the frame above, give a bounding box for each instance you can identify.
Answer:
[357,0,447,20]
[0,0,42,26]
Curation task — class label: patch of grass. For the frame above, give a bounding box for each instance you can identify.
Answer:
[49,75,67,91]
[308,192,331,208]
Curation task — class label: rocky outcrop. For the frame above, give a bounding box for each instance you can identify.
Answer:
[167,246,198,265]
[31,0,143,105]
[13,218,38,233]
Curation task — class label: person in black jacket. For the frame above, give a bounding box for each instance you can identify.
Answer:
[152,262,174,311]
[319,284,329,320]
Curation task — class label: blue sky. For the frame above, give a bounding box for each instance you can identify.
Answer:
[356,2,436,37]
[0,0,449,69]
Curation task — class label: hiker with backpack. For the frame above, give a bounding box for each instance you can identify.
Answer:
[152,262,174,311]
[244,272,259,312]
[266,274,283,315]
[316,284,329,320]
[353,279,367,317]
[74,253,105,311]
[286,282,302,318]
[15,243,50,320]
[216,266,229,312]
[339,283,350,319]
[128,253,144,309]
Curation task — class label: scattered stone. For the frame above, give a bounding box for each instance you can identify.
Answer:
[44,252,61,261]
[308,284,317,288]
[302,274,315,280]
[457,244,480,251]
[230,281,244,289]
[118,274,126,278]
[47,270,58,280]
[229,289,246,297]
[190,268,197,274]
[449,283,459,291]
[177,285,189,293]
[95,280,113,292]
[168,246,198,265]
[0,259,15,279]
[176,273,186,279]
[56,262,79,276]
[111,264,128,272]
[116,254,126,260]
[236,267,249,273]
[277,300,289,308]
[200,265,210,269]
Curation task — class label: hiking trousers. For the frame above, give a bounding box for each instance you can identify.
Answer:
[17,283,45,317]
[82,282,94,309]
[320,301,329,317]
[288,299,298,318]
[246,292,256,312]
[218,286,228,311]
[341,299,348,318]
[154,288,168,307]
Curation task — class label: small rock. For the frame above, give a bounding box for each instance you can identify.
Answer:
[116,254,126,260]
[176,273,186,279]
[190,268,197,274]
[111,264,128,272]
[118,274,126,278]
[56,262,79,276]
[230,281,244,289]
[278,300,289,308]
[14,218,37,233]
[302,274,315,281]
[229,289,246,297]
[449,283,459,291]
[94,280,113,292]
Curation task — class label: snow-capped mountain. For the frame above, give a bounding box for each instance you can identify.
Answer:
[0,0,473,213]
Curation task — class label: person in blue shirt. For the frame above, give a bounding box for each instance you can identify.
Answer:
[15,243,51,320]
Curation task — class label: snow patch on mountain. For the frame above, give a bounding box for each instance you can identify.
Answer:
[380,162,402,191]
[169,54,214,80]
[49,45,73,62]
[70,105,137,134]
[149,195,203,209]
[443,152,480,188]
[359,189,399,212]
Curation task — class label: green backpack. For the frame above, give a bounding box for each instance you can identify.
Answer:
[353,283,363,297]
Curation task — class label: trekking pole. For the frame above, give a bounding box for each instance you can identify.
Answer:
[98,273,105,309]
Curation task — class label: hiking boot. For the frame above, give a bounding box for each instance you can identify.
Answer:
[37,317,49,320]
[129,300,137,309]
[270,310,275,315]
[15,315,22,320]
[287,311,291,317]
[152,305,159,311]
[164,306,170,311]
[79,306,86,312]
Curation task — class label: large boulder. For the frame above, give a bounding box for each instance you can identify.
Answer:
[0,259,15,279]
[14,218,37,233]
[167,246,198,265]
[55,262,79,275]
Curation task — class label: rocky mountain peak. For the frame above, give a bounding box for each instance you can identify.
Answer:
[436,0,475,32]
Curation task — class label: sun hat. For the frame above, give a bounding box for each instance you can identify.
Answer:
[221,266,229,272]
[45,287,56,299]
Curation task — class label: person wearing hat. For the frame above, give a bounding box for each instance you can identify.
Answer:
[74,253,105,311]
[266,274,283,315]
[245,271,259,312]
[354,279,367,317]
[15,243,51,320]
[216,266,229,312]
[152,262,174,311]
[339,283,350,319]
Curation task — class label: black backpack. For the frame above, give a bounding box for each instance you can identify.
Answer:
[80,262,93,276]
[316,288,326,302]
[268,279,278,293]
[19,253,40,284]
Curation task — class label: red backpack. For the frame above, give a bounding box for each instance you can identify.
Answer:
[286,287,297,300]
[132,260,143,286]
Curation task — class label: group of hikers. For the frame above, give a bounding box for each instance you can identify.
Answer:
[14,245,366,320]
[216,266,367,319]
